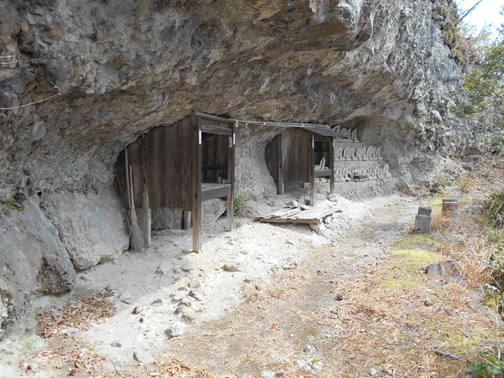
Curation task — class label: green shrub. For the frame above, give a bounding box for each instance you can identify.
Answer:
[233,191,249,215]
[466,346,504,377]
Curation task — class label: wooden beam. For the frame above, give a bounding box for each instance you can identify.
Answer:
[201,123,233,135]
[310,135,315,206]
[227,130,235,231]
[257,207,342,224]
[329,138,335,194]
[141,134,151,247]
[201,184,231,202]
[192,119,202,253]
[182,210,190,230]
[278,133,284,195]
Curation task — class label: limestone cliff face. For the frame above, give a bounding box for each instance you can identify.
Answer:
[0,0,466,340]
[1,0,463,196]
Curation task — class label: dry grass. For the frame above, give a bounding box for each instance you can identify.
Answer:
[105,358,218,378]
[460,175,475,193]
[20,288,116,376]
[36,287,115,338]
[20,155,504,377]
[151,158,504,377]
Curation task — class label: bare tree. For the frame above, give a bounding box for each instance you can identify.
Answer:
[457,0,484,24]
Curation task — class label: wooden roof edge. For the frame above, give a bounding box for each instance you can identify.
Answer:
[192,112,338,137]
[193,111,235,124]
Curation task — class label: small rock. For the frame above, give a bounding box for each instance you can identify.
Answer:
[424,299,434,307]
[171,288,190,302]
[369,368,378,376]
[425,261,464,282]
[175,306,197,324]
[462,163,473,171]
[131,306,142,315]
[61,328,79,337]
[133,351,154,364]
[260,370,276,378]
[179,297,192,307]
[297,358,324,374]
[78,275,94,283]
[189,289,203,301]
[120,292,132,304]
[431,110,443,124]
[223,262,240,272]
[303,345,314,353]
[335,294,343,301]
[150,298,163,306]
[187,277,203,288]
[155,266,165,275]
[328,193,339,202]
[311,360,324,373]
[110,341,122,347]
[309,223,327,234]
[297,360,316,374]
[164,322,187,338]
[282,262,297,270]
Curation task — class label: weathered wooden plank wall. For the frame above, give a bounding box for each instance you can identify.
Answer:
[114,117,196,211]
[281,128,311,183]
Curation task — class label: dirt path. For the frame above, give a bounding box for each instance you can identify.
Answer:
[18,191,497,378]
[157,196,420,377]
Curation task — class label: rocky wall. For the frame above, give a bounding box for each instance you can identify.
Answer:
[0,0,469,341]
[0,0,465,198]
[0,186,128,340]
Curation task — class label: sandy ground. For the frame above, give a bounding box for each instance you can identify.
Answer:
[1,186,425,377]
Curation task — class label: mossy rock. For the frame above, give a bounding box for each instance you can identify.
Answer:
[0,198,24,212]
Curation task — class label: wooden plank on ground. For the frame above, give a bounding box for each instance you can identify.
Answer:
[257,207,341,225]
[264,208,302,218]
[288,207,339,219]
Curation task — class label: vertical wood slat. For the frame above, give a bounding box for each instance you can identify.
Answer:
[126,141,143,207]
[310,134,315,206]
[114,113,235,253]
[265,134,279,191]
[227,128,235,231]
[329,138,335,194]
[141,134,151,246]
[148,127,162,209]
[182,210,191,230]
[278,133,284,195]
[192,117,202,252]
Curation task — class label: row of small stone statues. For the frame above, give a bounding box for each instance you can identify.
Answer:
[333,164,392,181]
[333,126,359,143]
[335,145,382,161]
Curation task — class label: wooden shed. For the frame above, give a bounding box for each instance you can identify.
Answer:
[265,125,337,205]
[114,112,235,253]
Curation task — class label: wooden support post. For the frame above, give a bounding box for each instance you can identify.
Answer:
[278,133,284,195]
[182,210,191,230]
[192,122,202,253]
[226,131,235,231]
[141,135,151,247]
[329,139,335,194]
[142,190,151,245]
[310,135,315,206]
